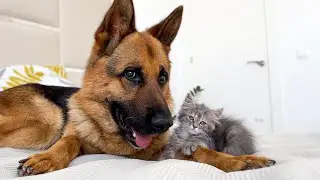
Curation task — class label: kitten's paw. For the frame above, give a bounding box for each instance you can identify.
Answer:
[182,144,198,156]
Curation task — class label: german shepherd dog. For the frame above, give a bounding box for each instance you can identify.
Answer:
[0,0,275,176]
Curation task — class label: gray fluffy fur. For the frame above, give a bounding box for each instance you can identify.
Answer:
[214,116,257,156]
[160,86,256,160]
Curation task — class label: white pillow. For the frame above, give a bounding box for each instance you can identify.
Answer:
[0,65,75,91]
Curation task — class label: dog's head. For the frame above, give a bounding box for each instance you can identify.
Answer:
[81,0,183,149]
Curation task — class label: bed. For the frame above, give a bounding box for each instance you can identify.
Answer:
[0,133,319,180]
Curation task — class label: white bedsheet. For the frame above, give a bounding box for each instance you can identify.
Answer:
[0,133,320,180]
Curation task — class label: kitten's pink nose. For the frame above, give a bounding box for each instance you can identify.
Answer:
[192,123,198,129]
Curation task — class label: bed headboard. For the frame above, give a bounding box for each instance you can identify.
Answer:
[0,0,112,86]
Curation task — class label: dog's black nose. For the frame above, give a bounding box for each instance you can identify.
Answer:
[151,113,173,133]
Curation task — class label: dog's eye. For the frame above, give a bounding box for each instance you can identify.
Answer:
[158,67,168,85]
[125,70,136,79]
[199,121,206,126]
[159,75,167,85]
[124,69,140,83]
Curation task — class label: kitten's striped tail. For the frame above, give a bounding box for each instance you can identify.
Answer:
[190,85,204,97]
[184,85,204,105]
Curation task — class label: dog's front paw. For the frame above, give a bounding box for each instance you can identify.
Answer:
[234,155,276,170]
[17,152,62,176]
[220,158,249,172]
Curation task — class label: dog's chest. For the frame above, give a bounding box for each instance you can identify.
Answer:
[73,119,137,155]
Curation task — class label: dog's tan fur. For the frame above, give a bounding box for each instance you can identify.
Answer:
[0,85,64,150]
[0,0,274,176]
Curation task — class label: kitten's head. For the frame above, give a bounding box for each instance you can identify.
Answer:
[178,104,223,135]
[177,86,223,135]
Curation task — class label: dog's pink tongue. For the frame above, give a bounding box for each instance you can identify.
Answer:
[134,131,152,149]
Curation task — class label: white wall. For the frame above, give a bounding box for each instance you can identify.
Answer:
[266,0,320,132]
[0,0,112,86]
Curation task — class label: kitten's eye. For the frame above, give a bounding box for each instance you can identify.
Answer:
[188,116,194,121]
[199,121,206,126]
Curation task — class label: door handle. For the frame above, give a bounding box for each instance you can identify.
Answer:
[246,60,265,67]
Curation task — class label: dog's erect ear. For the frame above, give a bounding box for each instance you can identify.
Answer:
[147,6,183,50]
[94,0,136,56]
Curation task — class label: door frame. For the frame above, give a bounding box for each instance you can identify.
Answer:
[264,0,285,133]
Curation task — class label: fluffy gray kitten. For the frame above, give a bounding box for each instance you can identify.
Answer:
[160,86,256,160]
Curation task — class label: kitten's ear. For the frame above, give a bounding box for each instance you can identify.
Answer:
[182,93,196,110]
[93,0,136,57]
[214,108,224,118]
[147,6,183,52]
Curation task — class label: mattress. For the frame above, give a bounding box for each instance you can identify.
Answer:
[0,133,320,180]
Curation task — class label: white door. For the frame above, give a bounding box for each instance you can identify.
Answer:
[180,0,272,135]
[266,0,320,133]
[134,0,272,134]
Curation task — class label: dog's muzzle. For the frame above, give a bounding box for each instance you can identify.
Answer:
[110,101,173,149]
